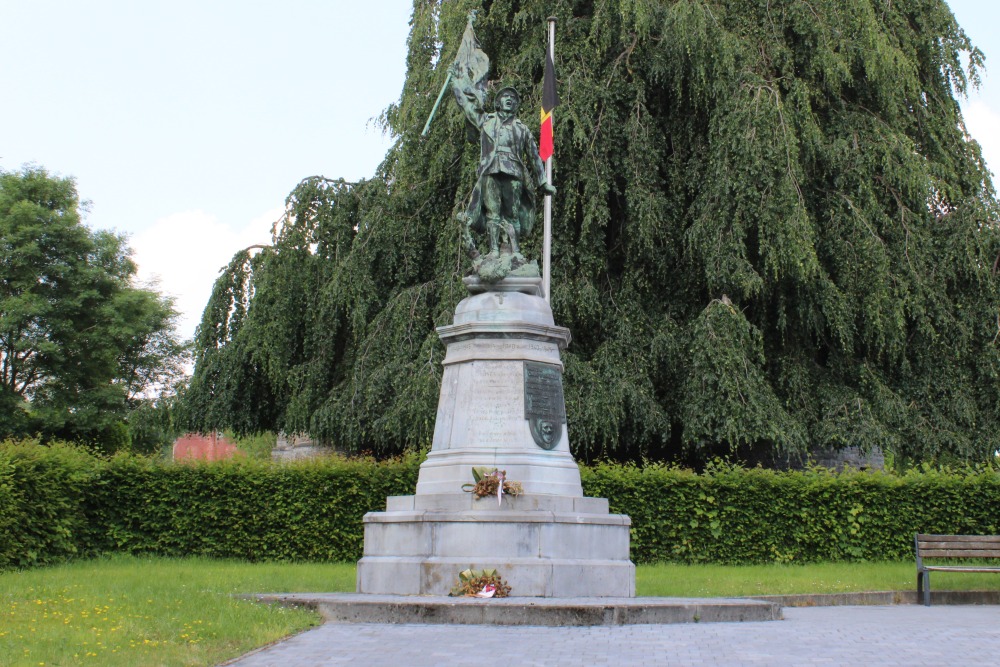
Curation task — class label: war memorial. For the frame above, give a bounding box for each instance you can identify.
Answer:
[293,15,776,623]
[356,14,635,599]
[270,15,781,625]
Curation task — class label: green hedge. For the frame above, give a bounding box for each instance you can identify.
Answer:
[83,453,421,562]
[0,441,99,569]
[582,461,1000,563]
[0,442,420,569]
[2,441,999,569]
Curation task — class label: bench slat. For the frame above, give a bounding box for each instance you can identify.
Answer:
[918,540,1000,550]
[918,537,1000,545]
[916,534,999,543]
[918,541,1000,548]
[917,538,1000,549]
[921,566,1000,573]
[918,549,1000,558]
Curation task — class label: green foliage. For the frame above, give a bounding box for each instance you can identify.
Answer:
[3,440,999,569]
[230,430,278,460]
[0,440,98,569]
[0,165,190,449]
[83,451,422,562]
[186,1,1000,465]
[124,379,189,456]
[682,299,807,454]
[185,176,448,452]
[635,561,1000,597]
[581,459,1000,564]
[0,555,328,667]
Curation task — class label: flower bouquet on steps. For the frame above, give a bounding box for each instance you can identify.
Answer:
[461,467,523,506]
[449,568,512,598]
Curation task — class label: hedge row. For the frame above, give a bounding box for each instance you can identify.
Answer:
[3,441,999,570]
[0,441,98,569]
[583,461,1000,564]
[0,441,420,570]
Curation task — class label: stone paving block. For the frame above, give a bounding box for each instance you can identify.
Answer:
[224,604,1000,667]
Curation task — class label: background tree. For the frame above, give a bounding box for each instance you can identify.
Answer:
[125,378,190,455]
[188,0,1000,466]
[0,165,189,450]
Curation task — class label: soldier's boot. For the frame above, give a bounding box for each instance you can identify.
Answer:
[486,217,501,257]
[504,221,520,255]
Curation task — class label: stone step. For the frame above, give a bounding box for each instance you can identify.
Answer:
[386,493,609,514]
[356,556,636,597]
[254,593,783,626]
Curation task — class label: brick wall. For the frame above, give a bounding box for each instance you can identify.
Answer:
[172,433,240,461]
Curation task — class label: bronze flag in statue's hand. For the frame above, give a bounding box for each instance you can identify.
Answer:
[422,12,488,138]
[452,13,489,113]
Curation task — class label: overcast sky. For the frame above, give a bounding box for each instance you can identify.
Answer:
[3,1,999,346]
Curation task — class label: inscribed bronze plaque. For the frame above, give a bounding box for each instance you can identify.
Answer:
[523,361,566,450]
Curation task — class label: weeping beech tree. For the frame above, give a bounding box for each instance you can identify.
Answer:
[187,0,1000,465]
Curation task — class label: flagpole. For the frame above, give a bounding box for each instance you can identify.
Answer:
[543,17,556,304]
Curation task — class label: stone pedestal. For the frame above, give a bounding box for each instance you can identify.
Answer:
[357,278,635,597]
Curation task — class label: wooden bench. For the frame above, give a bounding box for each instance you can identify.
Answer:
[915,534,1000,606]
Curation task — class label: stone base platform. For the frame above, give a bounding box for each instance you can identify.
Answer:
[254,593,783,626]
[356,493,635,597]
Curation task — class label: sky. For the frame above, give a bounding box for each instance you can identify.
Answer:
[2,0,412,341]
[3,1,1000,348]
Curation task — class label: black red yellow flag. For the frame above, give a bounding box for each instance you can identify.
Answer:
[539,49,558,161]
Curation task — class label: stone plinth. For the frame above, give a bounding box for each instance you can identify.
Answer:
[357,500,634,597]
[357,278,634,597]
[415,288,582,497]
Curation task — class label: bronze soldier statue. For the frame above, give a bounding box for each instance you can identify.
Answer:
[451,74,556,262]
[446,12,555,280]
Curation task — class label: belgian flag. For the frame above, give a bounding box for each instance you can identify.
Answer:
[539,48,558,161]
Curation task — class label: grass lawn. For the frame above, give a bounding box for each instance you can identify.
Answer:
[0,555,354,667]
[635,561,1000,597]
[3,557,998,666]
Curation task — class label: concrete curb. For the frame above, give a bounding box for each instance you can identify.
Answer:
[751,589,1000,607]
[252,593,782,626]
[247,589,999,628]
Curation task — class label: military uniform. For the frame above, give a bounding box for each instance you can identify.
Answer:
[452,84,548,256]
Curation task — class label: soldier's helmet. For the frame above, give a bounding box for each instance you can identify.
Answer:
[494,87,521,111]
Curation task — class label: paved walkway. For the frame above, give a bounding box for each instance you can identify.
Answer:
[227,604,1000,666]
